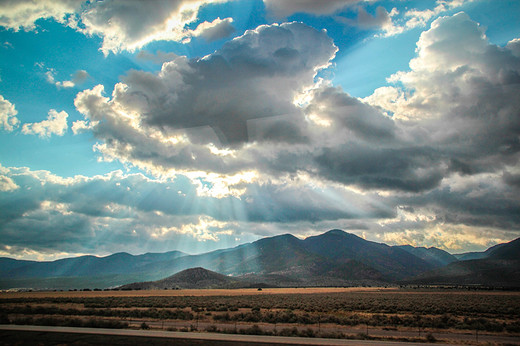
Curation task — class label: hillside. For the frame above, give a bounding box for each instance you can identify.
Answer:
[406,237,520,287]
[396,245,458,268]
[0,251,188,290]
[0,251,187,279]
[119,267,248,290]
[454,252,487,261]
[302,230,434,280]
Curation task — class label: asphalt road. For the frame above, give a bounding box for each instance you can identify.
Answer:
[0,325,455,345]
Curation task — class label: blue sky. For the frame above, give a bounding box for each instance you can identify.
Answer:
[1,0,519,260]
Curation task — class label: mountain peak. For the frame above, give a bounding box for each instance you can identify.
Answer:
[487,237,520,260]
[274,233,299,240]
[321,229,364,240]
[324,229,347,235]
[254,233,299,245]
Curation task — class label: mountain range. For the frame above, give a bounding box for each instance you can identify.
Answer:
[405,238,520,287]
[1,230,518,290]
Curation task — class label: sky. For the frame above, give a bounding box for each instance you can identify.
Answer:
[1,0,519,261]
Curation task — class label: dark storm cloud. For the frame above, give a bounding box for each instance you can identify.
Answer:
[395,181,520,230]
[94,22,337,146]
[314,145,445,192]
[305,85,396,141]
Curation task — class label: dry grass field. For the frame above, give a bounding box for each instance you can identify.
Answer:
[1,287,520,345]
[0,286,392,298]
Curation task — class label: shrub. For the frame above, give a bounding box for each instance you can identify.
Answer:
[240,324,263,335]
[300,328,315,337]
[278,327,299,337]
[426,332,436,342]
[206,325,218,332]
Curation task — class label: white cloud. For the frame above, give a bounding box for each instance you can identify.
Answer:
[332,0,477,38]
[0,175,19,192]
[335,6,400,35]
[364,12,520,180]
[75,0,229,55]
[74,22,338,178]
[507,38,520,58]
[191,17,235,42]
[381,0,476,37]
[0,0,82,31]
[155,216,236,242]
[22,109,69,137]
[365,12,520,120]
[0,0,231,55]
[73,15,520,200]
[0,95,19,132]
[71,119,96,134]
[46,69,89,88]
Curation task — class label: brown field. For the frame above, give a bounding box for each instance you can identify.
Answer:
[0,287,393,299]
[1,287,520,345]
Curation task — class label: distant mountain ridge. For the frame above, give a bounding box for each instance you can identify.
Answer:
[0,251,187,279]
[405,238,520,287]
[396,245,458,268]
[1,230,518,290]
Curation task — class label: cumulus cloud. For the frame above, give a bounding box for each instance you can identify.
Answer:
[75,0,229,55]
[365,12,520,180]
[380,0,476,37]
[71,119,95,135]
[74,22,337,176]
[333,0,475,38]
[346,12,520,244]
[335,6,399,35]
[70,14,520,252]
[404,0,476,29]
[191,17,235,42]
[46,69,90,88]
[0,0,231,55]
[0,95,19,132]
[73,16,520,197]
[22,109,69,137]
[0,175,18,192]
[0,0,82,31]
